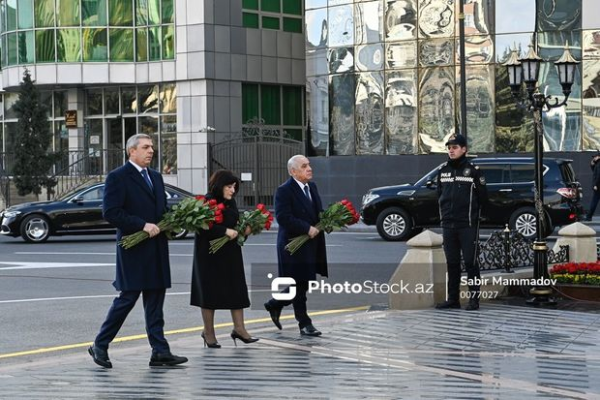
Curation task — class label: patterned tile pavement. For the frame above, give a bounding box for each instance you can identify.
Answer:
[1,303,599,399]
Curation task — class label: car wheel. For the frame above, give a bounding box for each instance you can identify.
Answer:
[376,207,413,241]
[172,229,188,240]
[509,207,553,239]
[20,215,51,243]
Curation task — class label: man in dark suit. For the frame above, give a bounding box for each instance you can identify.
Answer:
[88,134,187,368]
[264,155,328,336]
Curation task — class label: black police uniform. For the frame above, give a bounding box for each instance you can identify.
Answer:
[436,145,488,310]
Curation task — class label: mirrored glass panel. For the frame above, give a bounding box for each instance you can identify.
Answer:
[83,28,108,61]
[18,31,35,64]
[86,89,103,115]
[35,29,55,62]
[355,1,382,45]
[495,65,534,153]
[57,0,80,26]
[385,0,417,42]
[162,25,175,59]
[329,0,352,5]
[418,0,454,39]
[386,41,417,69]
[537,0,581,32]
[495,33,534,63]
[458,35,493,64]
[306,9,328,48]
[356,72,384,154]
[328,5,354,47]
[4,93,19,119]
[105,88,120,114]
[57,29,82,62]
[160,83,177,114]
[306,0,327,10]
[83,0,108,26]
[136,28,148,61]
[582,59,600,149]
[110,28,135,61]
[455,65,494,152]
[419,38,453,66]
[34,0,54,28]
[109,0,133,26]
[328,47,354,73]
[496,0,535,34]
[139,85,159,114]
[330,74,355,155]
[122,87,137,113]
[7,33,16,65]
[160,115,177,174]
[5,0,17,31]
[307,75,329,156]
[355,44,384,71]
[386,70,418,154]
[148,0,160,25]
[136,0,149,25]
[54,91,68,118]
[583,30,600,59]
[418,67,455,153]
[18,0,34,29]
[459,0,492,36]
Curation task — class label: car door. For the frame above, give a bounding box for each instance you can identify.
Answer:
[56,186,111,231]
[411,168,442,225]
[475,163,511,225]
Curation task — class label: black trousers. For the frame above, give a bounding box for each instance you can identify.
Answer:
[94,289,170,354]
[266,280,311,328]
[587,189,600,219]
[442,226,480,302]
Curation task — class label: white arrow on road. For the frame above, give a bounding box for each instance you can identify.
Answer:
[0,262,114,271]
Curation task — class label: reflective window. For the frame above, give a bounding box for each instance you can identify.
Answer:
[136,0,149,25]
[356,72,384,154]
[160,115,177,174]
[510,164,535,183]
[122,87,137,114]
[86,90,103,115]
[18,31,35,64]
[162,0,174,23]
[109,0,133,26]
[7,32,17,65]
[57,29,82,62]
[418,67,455,153]
[104,88,120,114]
[385,70,417,154]
[18,0,34,29]
[109,28,135,61]
[495,0,535,34]
[139,85,159,114]
[148,0,160,25]
[160,84,176,114]
[328,5,353,47]
[330,74,355,155]
[54,91,68,118]
[136,28,148,61]
[83,28,108,61]
[162,25,175,59]
[57,0,80,26]
[34,0,54,28]
[82,0,108,26]
[6,0,17,31]
[385,0,417,42]
[418,0,454,39]
[35,29,55,62]
[355,1,382,45]
[149,26,161,60]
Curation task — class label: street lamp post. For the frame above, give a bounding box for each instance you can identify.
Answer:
[503,42,579,305]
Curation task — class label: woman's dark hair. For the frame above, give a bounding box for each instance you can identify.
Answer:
[208,170,240,201]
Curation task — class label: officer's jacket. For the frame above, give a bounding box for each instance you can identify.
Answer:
[436,156,488,228]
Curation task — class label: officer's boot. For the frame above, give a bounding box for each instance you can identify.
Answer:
[465,286,480,311]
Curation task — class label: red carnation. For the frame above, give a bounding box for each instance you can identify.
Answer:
[257,203,266,211]
[209,199,217,206]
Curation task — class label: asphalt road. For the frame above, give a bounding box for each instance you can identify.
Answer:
[0,231,407,359]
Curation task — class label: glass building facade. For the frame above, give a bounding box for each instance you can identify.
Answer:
[305,0,600,156]
[0,0,175,66]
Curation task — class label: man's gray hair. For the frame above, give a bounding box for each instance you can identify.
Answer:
[126,134,152,155]
[287,154,307,175]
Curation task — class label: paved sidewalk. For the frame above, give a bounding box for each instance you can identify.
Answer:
[1,303,600,399]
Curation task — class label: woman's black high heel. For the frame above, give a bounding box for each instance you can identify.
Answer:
[201,332,221,348]
[230,330,259,346]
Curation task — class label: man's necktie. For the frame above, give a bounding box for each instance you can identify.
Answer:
[303,184,311,202]
[141,169,153,189]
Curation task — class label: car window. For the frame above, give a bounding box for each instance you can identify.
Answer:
[165,190,180,200]
[477,165,509,184]
[79,187,104,201]
[510,164,534,183]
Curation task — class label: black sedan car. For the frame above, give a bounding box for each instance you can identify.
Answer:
[0,182,194,243]
[361,157,583,241]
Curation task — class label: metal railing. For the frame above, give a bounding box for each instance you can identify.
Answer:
[467,228,569,272]
[49,149,125,199]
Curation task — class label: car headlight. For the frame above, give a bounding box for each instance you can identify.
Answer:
[3,210,22,218]
[362,193,380,206]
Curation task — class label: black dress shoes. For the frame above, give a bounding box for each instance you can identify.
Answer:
[465,299,480,311]
[435,300,461,309]
[299,324,321,337]
[264,302,282,330]
[149,352,188,367]
[88,345,112,369]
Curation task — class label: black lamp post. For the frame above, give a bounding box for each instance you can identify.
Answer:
[503,43,579,305]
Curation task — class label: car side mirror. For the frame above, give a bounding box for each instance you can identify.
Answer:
[425,180,436,189]
[72,197,84,204]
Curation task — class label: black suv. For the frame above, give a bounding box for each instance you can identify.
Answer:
[360,158,583,241]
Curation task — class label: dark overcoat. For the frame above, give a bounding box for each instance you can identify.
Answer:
[102,162,171,291]
[190,197,250,309]
[275,177,328,281]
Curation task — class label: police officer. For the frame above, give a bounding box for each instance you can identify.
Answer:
[435,134,488,311]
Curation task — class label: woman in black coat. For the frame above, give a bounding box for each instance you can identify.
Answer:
[190,170,258,348]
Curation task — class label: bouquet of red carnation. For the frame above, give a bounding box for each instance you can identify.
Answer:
[208,203,274,254]
[119,195,223,249]
[285,199,359,255]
